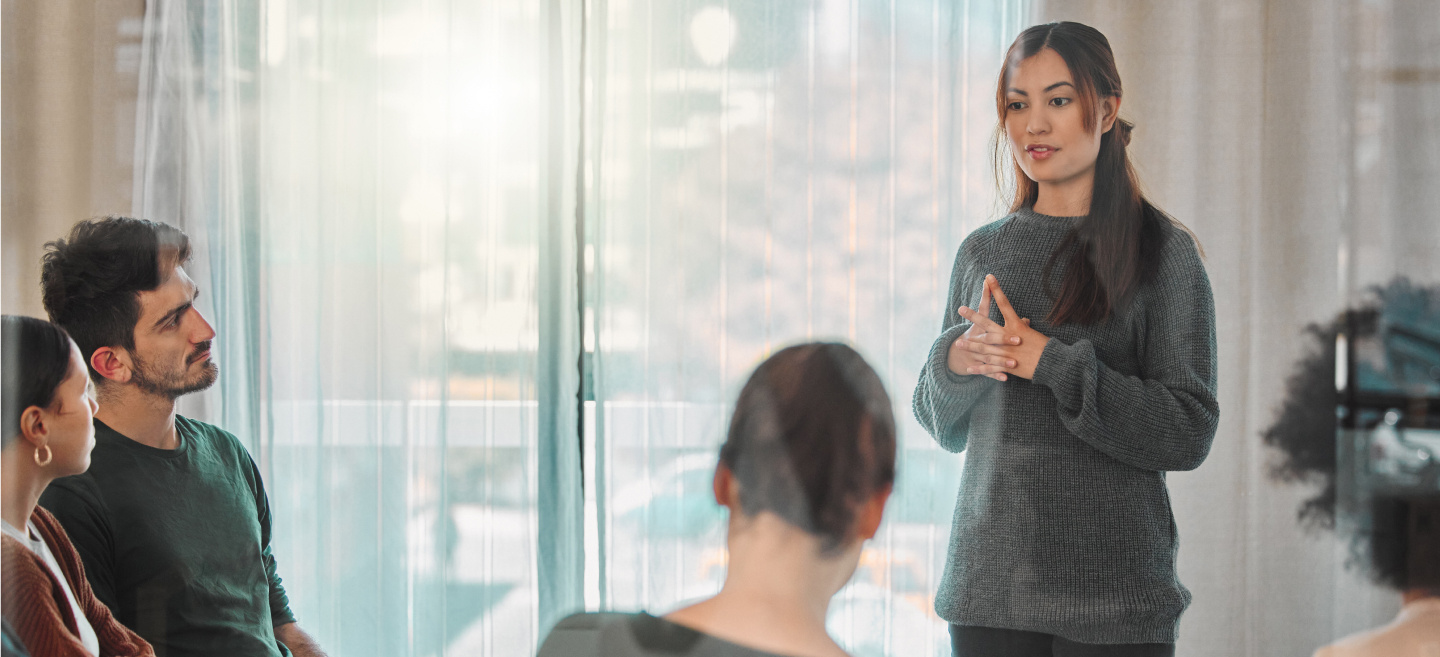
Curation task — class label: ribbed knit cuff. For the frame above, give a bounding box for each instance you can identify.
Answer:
[928,322,973,387]
[1031,336,1087,407]
[1033,337,1066,386]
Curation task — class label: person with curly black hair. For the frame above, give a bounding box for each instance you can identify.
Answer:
[1261,278,1440,657]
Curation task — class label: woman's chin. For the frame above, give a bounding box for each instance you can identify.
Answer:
[66,456,93,477]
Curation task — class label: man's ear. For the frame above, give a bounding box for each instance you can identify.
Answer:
[90,346,132,384]
[1100,95,1122,134]
[17,405,49,448]
[855,484,894,540]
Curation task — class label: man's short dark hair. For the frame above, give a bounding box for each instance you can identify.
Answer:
[40,217,191,378]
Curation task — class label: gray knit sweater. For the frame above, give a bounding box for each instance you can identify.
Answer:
[913,206,1219,644]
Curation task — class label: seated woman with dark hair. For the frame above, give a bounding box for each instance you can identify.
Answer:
[538,342,897,657]
[1,315,153,657]
[1261,279,1440,657]
[1315,495,1440,657]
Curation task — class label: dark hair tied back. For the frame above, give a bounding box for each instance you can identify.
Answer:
[720,343,897,553]
[2,315,76,447]
[1115,118,1135,147]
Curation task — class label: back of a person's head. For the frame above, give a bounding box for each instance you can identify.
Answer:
[1262,277,1440,592]
[41,216,190,375]
[720,342,896,553]
[1360,495,1440,592]
[1,315,76,447]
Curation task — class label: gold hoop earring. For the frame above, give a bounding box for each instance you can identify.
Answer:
[34,445,53,467]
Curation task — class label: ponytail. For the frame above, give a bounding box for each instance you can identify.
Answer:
[1041,116,1161,326]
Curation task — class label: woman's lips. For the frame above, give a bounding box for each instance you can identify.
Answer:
[1026,144,1057,160]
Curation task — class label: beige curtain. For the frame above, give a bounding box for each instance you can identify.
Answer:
[1032,1,1440,655]
[0,1,145,318]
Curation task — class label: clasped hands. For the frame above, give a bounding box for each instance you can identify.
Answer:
[947,274,1050,381]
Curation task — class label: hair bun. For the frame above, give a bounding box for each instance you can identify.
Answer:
[1116,118,1135,146]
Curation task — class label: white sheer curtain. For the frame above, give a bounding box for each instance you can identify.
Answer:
[133,1,583,655]
[586,3,1027,656]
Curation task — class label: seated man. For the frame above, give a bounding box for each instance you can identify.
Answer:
[37,217,326,657]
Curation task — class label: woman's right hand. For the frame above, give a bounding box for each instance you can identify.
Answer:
[946,278,1025,382]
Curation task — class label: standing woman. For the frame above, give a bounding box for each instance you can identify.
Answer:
[913,22,1218,657]
[1,315,153,657]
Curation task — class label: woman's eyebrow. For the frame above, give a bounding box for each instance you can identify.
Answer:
[1007,81,1075,96]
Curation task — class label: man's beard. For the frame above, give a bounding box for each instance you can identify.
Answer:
[130,344,219,400]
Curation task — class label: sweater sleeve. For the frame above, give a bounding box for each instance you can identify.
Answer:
[31,509,154,657]
[1031,231,1219,472]
[913,235,1002,453]
[2,536,109,657]
[38,478,118,612]
[245,455,297,629]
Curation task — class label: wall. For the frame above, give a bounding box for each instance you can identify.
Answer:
[2,0,146,317]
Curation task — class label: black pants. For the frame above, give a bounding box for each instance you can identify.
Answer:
[950,625,1175,657]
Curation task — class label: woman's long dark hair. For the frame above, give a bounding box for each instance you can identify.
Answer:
[2,315,76,447]
[996,22,1189,325]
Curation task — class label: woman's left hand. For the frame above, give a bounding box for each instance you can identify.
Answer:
[955,275,1050,380]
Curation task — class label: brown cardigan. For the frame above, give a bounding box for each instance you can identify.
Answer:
[1,506,153,657]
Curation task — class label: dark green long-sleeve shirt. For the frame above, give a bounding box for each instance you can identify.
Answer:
[40,416,296,657]
[913,206,1219,644]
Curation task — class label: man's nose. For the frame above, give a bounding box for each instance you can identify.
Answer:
[191,308,217,342]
